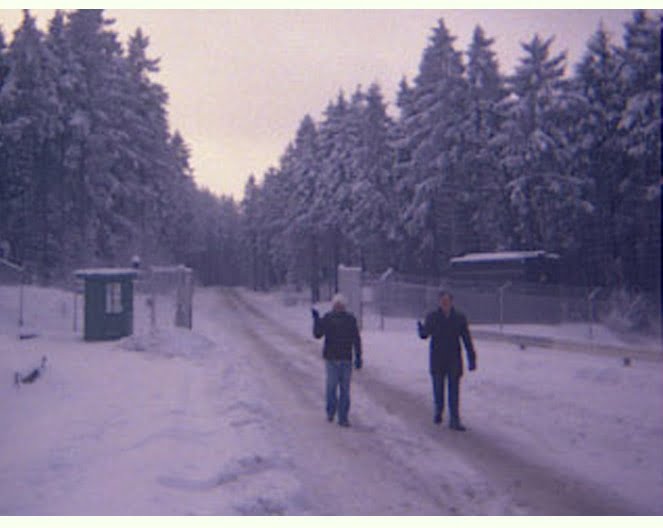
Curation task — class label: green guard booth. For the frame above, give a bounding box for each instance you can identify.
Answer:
[74,268,138,341]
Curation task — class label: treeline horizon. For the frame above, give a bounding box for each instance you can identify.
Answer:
[0,10,660,300]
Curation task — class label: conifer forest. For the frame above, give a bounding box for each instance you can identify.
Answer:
[0,10,660,302]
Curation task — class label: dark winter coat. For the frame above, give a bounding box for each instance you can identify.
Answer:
[313,309,362,361]
[419,307,476,376]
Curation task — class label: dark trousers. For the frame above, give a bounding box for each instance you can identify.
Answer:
[431,372,460,423]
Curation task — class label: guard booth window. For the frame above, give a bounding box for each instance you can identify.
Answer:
[105,282,123,314]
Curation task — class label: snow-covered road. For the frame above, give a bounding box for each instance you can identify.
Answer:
[219,288,658,515]
[204,289,458,515]
[1,285,661,515]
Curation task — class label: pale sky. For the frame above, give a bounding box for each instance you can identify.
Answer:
[0,3,639,200]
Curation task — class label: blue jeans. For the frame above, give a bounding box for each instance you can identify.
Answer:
[325,360,352,423]
[431,372,460,423]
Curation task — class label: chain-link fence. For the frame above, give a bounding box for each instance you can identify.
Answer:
[362,271,660,336]
[0,257,26,333]
[134,265,194,331]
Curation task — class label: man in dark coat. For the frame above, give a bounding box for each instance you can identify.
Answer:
[418,290,477,431]
[312,293,362,427]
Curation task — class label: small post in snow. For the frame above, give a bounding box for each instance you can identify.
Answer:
[379,267,394,331]
[73,289,77,333]
[498,281,512,333]
[588,287,602,351]
[19,280,24,329]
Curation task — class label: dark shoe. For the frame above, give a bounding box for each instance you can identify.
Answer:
[338,420,351,428]
[434,414,442,425]
[327,414,334,422]
[449,421,466,432]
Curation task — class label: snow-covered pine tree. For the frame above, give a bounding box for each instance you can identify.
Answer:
[494,34,592,257]
[0,27,8,251]
[257,166,290,286]
[281,114,322,300]
[241,174,265,291]
[399,19,471,273]
[465,25,509,252]
[314,92,355,292]
[390,76,426,273]
[160,130,202,263]
[572,24,629,286]
[614,10,661,290]
[119,27,173,263]
[0,10,62,276]
[347,82,397,273]
[57,9,130,266]
[41,10,80,275]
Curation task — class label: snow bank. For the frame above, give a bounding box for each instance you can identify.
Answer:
[119,327,216,359]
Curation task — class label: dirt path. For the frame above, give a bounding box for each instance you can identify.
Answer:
[222,288,643,515]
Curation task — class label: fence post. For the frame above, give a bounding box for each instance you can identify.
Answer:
[498,281,512,332]
[378,268,394,331]
[19,280,24,328]
[587,287,602,349]
[73,289,77,332]
[338,265,362,329]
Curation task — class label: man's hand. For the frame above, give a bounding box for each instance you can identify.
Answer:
[417,320,425,337]
[311,308,319,320]
[354,355,363,370]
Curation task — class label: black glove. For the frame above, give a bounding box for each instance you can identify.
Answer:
[468,358,476,371]
[354,355,363,370]
[311,308,320,320]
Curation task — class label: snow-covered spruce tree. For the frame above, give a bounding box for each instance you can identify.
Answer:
[41,10,84,276]
[464,25,510,252]
[216,195,243,286]
[258,166,291,287]
[613,10,660,291]
[494,34,592,256]
[347,82,397,273]
[313,92,356,292]
[398,19,472,274]
[281,114,323,301]
[57,10,131,266]
[117,27,174,264]
[0,27,8,250]
[0,10,62,276]
[241,174,266,291]
[390,76,428,273]
[245,168,270,288]
[572,24,630,287]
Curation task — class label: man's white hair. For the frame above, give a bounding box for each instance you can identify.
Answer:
[331,293,347,309]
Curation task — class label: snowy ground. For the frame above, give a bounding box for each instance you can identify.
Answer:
[0,284,661,515]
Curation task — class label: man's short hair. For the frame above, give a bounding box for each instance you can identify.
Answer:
[332,293,347,309]
[439,290,453,300]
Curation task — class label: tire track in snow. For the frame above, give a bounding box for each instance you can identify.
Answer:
[228,288,644,515]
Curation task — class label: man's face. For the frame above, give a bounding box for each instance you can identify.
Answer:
[439,294,453,314]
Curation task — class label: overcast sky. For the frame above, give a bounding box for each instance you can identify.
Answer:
[0,4,638,200]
